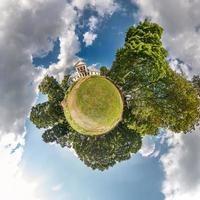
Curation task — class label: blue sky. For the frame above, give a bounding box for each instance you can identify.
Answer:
[1,1,200,200]
[29,1,165,199]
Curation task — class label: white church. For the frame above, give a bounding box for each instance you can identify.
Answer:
[70,60,100,82]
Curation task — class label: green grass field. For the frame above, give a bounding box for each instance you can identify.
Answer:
[62,76,123,135]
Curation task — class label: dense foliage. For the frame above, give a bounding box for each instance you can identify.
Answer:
[30,76,65,129]
[65,123,141,170]
[39,76,64,102]
[109,20,200,135]
[30,75,140,170]
[100,66,109,76]
[42,122,142,171]
[30,102,65,128]
[192,75,200,97]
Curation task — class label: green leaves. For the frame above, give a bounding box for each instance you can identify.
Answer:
[63,123,142,171]
[30,75,66,129]
[61,75,70,92]
[109,20,200,135]
[42,123,70,144]
[39,75,64,103]
[109,20,168,90]
[192,75,200,97]
[30,102,65,128]
[100,66,109,76]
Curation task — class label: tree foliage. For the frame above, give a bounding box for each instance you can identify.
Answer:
[30,75,66,128]
[109,20,168,90]
[30,102,65,128]
[192,75,200,96]
[63,123,142,170]
[39,75,64,103]
[109,20,200,135]
[61,75,70,93]
[42,123,70,144]
[100,66,109,76]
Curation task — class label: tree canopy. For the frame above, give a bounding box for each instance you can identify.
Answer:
[30,75,141,170]
[100,66,109,76]
[30,75,65,129]
[39,75,64,103]
[109,20,200,135]
[42,122,142,171]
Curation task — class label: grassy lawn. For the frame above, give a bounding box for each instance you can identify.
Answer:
[62,76,123,136]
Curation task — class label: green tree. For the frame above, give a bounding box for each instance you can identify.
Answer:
[109,19,168,91]
[100,66,109,76]
[61,75,70,92]
[30,102,65,128]
[39,75,64,102]
[63,123,142,170]
[42,123,69,145]
[109,20,200,135]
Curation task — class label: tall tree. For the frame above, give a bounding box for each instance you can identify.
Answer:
[109,20,200,135]
[100,66,109,76]
[39,75,64,103]
[109,19,169,91]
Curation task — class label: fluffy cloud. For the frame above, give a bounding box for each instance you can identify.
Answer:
[139,136,156,157]
[0,133,40,200]
[160,130,200,200]
[0,0,119,137]
[135,0,200,76]
[72,0,118,16]
[134,0,200,199]
[82,16,98,47]
[0,0,71,137]
[88,16,98,31]
[79,0,119,47]
[0,0,119,199]
[0,0,74,198]
[83,31,98,46]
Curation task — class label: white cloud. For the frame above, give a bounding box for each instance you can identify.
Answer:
[75,0,119,47]
[0,0,119,199]
[134,1,200,199]
[72,0,118,16]
[139,136,156,157]
[88,16,98,31]
[0,0,71,137]
[135,0,200,76]
[160,129,200,200]
[0,133,41,200]
[0,0,71,197]
[52,183,63,192]
[83,32,98,46]
[82,16,98,47]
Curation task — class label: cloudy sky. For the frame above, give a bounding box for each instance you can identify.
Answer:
[0,0,200,199]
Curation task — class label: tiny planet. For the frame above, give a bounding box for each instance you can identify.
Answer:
[62,61,124,135]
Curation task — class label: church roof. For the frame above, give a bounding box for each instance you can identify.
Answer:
[74,60,86,67]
